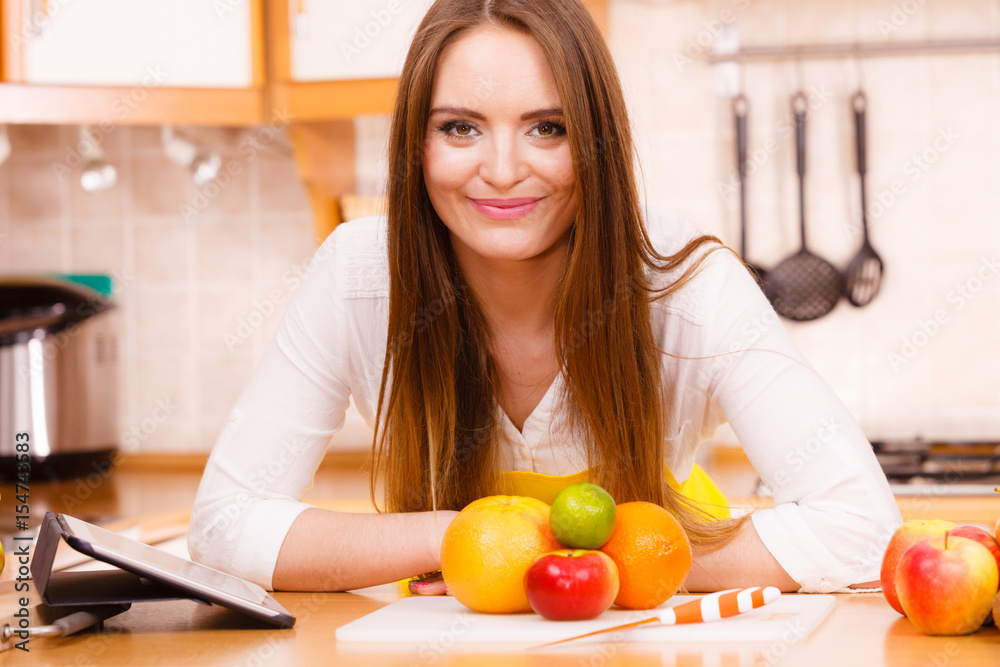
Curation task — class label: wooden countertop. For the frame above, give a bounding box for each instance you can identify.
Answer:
[3,583,1000,666]
[2,454,1000,665]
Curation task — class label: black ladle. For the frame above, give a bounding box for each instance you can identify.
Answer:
[734,94,766,289]
[763,92,842,321]
[843,91,884,307]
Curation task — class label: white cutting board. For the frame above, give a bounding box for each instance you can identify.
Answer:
[335,594,836,644]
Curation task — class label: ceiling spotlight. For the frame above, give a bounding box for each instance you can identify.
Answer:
[78,125,118,194]
[161,125,221,186]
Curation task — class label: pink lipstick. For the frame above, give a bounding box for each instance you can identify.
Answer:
[469,197,543,220]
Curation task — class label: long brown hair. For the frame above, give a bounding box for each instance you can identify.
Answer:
[372,0,744,549]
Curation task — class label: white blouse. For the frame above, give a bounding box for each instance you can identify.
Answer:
[188,211,902,593]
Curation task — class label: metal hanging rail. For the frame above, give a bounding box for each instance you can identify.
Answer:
[708,37,1000,63]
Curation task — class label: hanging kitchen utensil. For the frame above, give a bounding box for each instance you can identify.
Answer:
[842,91,884,307]
[528,586,782,651]
[734,94,767,288]
[763,92,842,321]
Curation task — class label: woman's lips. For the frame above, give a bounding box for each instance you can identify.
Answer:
[469,197,543,220]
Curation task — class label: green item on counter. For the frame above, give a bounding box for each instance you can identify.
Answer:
[56,273,114,298]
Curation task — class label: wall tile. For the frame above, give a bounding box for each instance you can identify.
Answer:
[786,0,856,44]
[258,155,310,212]
[69,223,126,274]
[132,287,193,354]
[856,0,929,43]
[196,219,254,283]
[927,0,998,40]
[9,159,66,221]
[134,223,193,283]
[131,155,192,217]
[9,221,66,273]
[258,216,316,282]
[196,283,259,358]
[183,156,253,219]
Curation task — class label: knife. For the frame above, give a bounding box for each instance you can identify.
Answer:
[528,586,782,651]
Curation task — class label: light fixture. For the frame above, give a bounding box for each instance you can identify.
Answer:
[161,125,221,187]
[0,125,12,168]
[78,125,118,194]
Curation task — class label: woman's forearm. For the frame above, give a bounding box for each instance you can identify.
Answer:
[684,518,800,593]
[272,507,458,591]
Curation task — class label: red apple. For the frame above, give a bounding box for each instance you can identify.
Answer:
[524,549,619,621]
[949,525,1000,590]
[896,534,998,635]
[993,590,1000,627]
[880,519,956,615]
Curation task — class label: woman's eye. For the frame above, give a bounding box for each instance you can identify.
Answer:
[438,121,478,138]
[531,122,566,138]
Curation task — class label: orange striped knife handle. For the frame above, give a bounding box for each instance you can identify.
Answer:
[656,587,781,625]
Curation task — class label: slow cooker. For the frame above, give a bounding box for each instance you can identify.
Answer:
[0,275,119,480]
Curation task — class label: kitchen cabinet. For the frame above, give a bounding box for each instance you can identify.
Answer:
[289,0,435,82]
[0,0,266,124]
[14,0,254,87]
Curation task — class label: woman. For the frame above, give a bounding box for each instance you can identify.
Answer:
[189,0,900,595]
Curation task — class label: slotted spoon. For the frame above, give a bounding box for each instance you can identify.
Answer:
[843,91,884,306]
[763,92,842,321]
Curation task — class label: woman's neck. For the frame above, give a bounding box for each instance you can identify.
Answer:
[453,239,568,338]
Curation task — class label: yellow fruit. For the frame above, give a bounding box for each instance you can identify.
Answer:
[599,501,692,610]
[441,495,561,614]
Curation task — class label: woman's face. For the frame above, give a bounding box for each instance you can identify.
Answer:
[423,25,578,268]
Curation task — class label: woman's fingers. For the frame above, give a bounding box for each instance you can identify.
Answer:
[409,570,450,596]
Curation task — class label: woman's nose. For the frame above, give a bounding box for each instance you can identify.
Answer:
[479,133,529,190]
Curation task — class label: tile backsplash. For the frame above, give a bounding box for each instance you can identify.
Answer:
[3,0,999,456]
[0,124,374,454]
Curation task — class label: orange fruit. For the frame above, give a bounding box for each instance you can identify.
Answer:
[440,495,562,614]
[599,501,692,609]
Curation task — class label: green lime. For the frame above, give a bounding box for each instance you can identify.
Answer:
[549,482,616,550]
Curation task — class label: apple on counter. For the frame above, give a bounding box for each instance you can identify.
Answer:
[895,534,999,635]
[949,525,1000,589]
[880,519,956,616]
[524,549,619,621]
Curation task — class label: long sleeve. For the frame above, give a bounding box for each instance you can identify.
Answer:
[188,224,365,590]
[692,244,902,593]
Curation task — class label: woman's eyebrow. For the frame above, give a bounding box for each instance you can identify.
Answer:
[429,106,487,120]
[427,106,565,121]
[521,107,564,121]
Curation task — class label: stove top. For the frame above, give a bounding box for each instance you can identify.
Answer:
[873,440,1000,496]
[754,440,1000,497]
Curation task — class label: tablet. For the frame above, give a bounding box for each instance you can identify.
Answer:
[51,513,295,628]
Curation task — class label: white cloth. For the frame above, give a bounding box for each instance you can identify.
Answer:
[188,212,902,593]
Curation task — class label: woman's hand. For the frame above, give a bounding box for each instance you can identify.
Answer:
[409,570,450,596]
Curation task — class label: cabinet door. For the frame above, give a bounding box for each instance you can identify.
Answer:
[289,0,435,81]
[19,0,254,87]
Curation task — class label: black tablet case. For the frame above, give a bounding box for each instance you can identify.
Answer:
[31,512,196,606]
